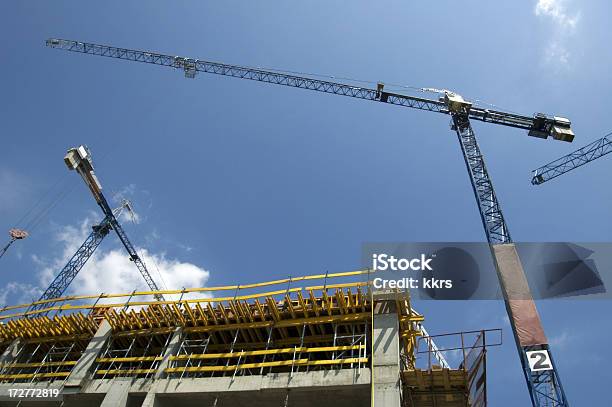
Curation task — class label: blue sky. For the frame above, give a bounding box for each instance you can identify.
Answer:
[1,1,611,404]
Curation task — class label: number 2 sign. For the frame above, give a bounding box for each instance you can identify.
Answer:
[526,350,554,372]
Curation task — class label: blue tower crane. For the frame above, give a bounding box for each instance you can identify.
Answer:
[27,145,165,314]
[46,38,572,406]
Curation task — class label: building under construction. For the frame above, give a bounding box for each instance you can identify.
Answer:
[0,271,495,406]
[0,36,578,407]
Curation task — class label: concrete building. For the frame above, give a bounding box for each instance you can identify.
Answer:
[0,272,490,406]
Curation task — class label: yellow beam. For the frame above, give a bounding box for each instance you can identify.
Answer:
[182,312,370,334]
[96,369,157,375]
[165,358,309,373]
[306,357,368,366]
[171,347,303,360]
[0,372,70,379]
[165,357,369,374]
[169,345,366,361]
[95,356,163,363]
[0,361,77,369]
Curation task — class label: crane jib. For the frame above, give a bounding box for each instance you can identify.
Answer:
[532,133,612,185]
[45,38,573,142]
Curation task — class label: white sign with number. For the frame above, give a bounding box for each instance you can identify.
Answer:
[526,350,554,372]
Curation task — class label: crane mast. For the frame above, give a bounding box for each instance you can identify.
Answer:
[28,213,112,313]
[449,97,568,406]
[532,132,612,185]
[47,38,572,406]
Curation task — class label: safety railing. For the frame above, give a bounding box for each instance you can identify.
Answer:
[401,329,502,407]
[0,269,373,321]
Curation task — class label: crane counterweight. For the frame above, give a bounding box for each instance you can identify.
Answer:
[528,113,574,142]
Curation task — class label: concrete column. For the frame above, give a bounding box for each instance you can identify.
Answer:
[153,327,182,379]
[100,377,132,407]
[141,391,160,407]
[64,319,112,389]
[140,327,183,407]
[371,290,401,407]
[0,339,22,366]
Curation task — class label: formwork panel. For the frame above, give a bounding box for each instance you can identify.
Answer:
[0,315,98,384]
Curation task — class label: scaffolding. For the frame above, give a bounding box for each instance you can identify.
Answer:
[0,270,400,382]
[90,284,376,379]
[92,330,172,379]
[0,314,97,383]
[0,269,490,407]
[401,329,502,407]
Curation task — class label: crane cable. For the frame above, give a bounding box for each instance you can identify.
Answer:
[11,175,69,232]
[1,173,73,261]
[249,64,535,119]
[24,181,78,234]
[253,65,426,93]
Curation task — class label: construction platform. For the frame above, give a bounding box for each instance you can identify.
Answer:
[0,271,494,406]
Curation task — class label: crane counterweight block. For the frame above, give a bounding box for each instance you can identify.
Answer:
[528,113,574,143]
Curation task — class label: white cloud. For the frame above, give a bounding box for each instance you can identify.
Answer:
[30,214,210,305]
[71,248,210,300]
[534,0,580,67]
[544,41,570,65]
[0,282,40,307]
[58,219,209,294]
[535,0,578,28]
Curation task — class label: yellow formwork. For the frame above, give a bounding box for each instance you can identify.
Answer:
[0,313,98,343]
[0,270,425,382]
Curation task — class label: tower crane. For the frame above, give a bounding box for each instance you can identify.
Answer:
[27,145,164,314]
[532,132,612,185]
[46,38,573,406]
